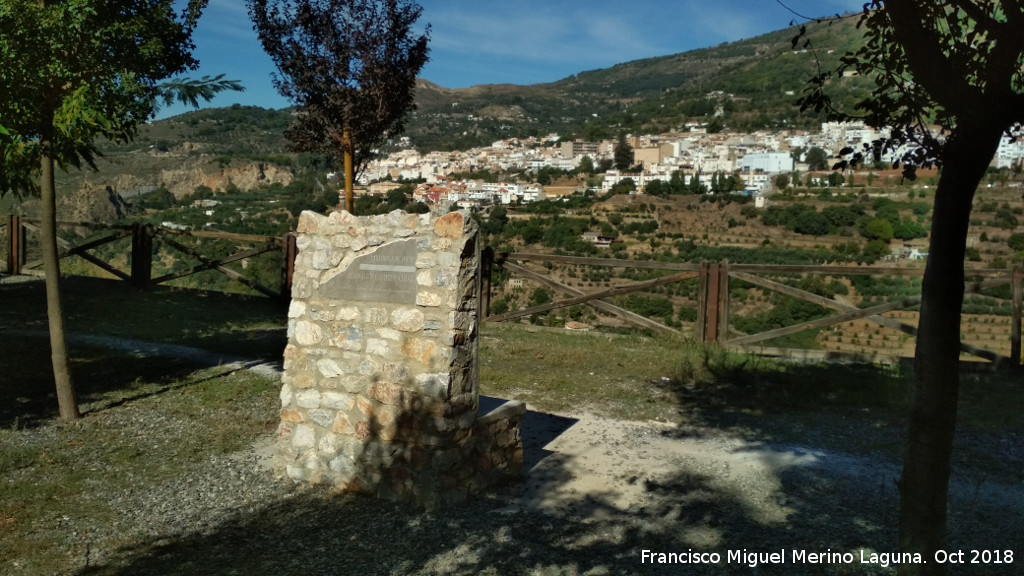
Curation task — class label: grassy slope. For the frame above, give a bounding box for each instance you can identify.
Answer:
[0,279,1020,574]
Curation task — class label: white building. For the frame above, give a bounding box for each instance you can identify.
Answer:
[994,134,1024,169]
[740,152,794,174]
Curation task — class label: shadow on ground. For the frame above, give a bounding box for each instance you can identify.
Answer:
[0,332,217,429]
[69,442,923,576]
[0,276,286,429]
[67,398,1011,576]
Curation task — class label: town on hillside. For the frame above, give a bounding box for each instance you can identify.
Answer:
[360,119,1024,211]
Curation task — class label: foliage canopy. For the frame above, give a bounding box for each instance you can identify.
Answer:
[248,0,430,180]
[0,0,240,197]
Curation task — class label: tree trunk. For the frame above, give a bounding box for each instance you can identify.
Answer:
[39,138,80,421]
[343,128,354,214]
[897,121,1003,575]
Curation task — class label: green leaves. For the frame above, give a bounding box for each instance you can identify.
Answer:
[156,75,246,110]
[249,0,429,174]
[0,0,242,196]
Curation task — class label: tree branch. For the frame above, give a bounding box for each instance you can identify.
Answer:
[883,0,978,113]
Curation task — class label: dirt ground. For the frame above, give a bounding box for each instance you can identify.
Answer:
[237,397,1022,575]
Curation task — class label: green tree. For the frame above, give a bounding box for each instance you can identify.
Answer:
[576,155,595,175]
[800,2,1024,571]
[611,177,636,195]
[248,0,430,213]
[863,218,895,242]
[861,238,891,262]
[805,146,829,171]
[793,211,831,236]
[530,287,551,307]
[613,132,633,171]
[1007,233,1024,251]
[643,179,665,197]
[490,298,509,316]
[140,186,176,210]
[0,0,239,421]
[482,205,509,236]
[688,171,706,194]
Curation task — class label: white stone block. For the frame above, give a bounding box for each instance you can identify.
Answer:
[296,389,321,409]
[321,391,353,411]
[417,291,443,307]
[308,409,334,428]
[391,308,425,332]
[295,321,323,345]
[317,356,346,379]
[336,307,360,321]
[292,424,315,450]
[366,338,390,356]
[438,252,458,267]
[319,433,339,456]
[417,270,433,286]
[416,252,437,269]
[287,300,306,319]
[279,383,295,406]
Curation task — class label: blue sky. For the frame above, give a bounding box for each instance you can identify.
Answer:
[158,0,864,118]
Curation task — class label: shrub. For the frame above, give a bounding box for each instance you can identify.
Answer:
[793,211,831,236]
[490,298,510,316]
[863,218,894,242]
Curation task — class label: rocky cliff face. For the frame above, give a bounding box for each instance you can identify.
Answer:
[43,157,296,223]
[158,162,294,198]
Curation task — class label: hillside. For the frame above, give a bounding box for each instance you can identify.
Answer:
[4,18,875,221]
[409,18,870,146]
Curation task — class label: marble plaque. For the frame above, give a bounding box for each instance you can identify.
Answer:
[322,240,418,304]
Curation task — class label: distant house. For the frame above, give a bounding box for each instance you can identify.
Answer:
[368,181,403,196]
[581,231,618,247]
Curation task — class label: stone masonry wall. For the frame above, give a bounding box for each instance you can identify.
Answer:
[277,209,524,506]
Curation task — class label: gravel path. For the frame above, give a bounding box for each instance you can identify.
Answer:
[8,395,1018,575]
[4,337,1021,576]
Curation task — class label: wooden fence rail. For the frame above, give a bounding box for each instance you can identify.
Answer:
[486,252,1024,368]
[3,215,297,300]
[4,216,1021,367]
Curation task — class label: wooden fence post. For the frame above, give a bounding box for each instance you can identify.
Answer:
[696,261,709,342]
[130,223,152,288]
[717,260,730,344]
[481,246,494,320]
[706,262,721,343]
[6,215,21,276]
[1012,265,1022,368]
[282,232,298,301]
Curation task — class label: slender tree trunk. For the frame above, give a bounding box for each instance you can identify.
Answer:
[343,128,354,214]
[329,129,356,214]
[39,138,80,420]
[897,121,1003,575]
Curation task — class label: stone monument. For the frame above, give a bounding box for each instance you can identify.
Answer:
[277,209,524,505]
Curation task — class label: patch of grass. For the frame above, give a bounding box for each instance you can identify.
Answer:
[958,370,1024,432]
[481,324,916,422]
[0,276,287,427]
[0,276,286,358]
[0,368,279,575]
[480,324,693,422]
[481,323,1021,468]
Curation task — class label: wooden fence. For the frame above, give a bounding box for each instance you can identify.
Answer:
[484,251,1024,368]
[4,216,1021,367]
[3,215,297,299]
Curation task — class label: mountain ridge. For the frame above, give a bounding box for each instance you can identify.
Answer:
[1,18,872,220]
